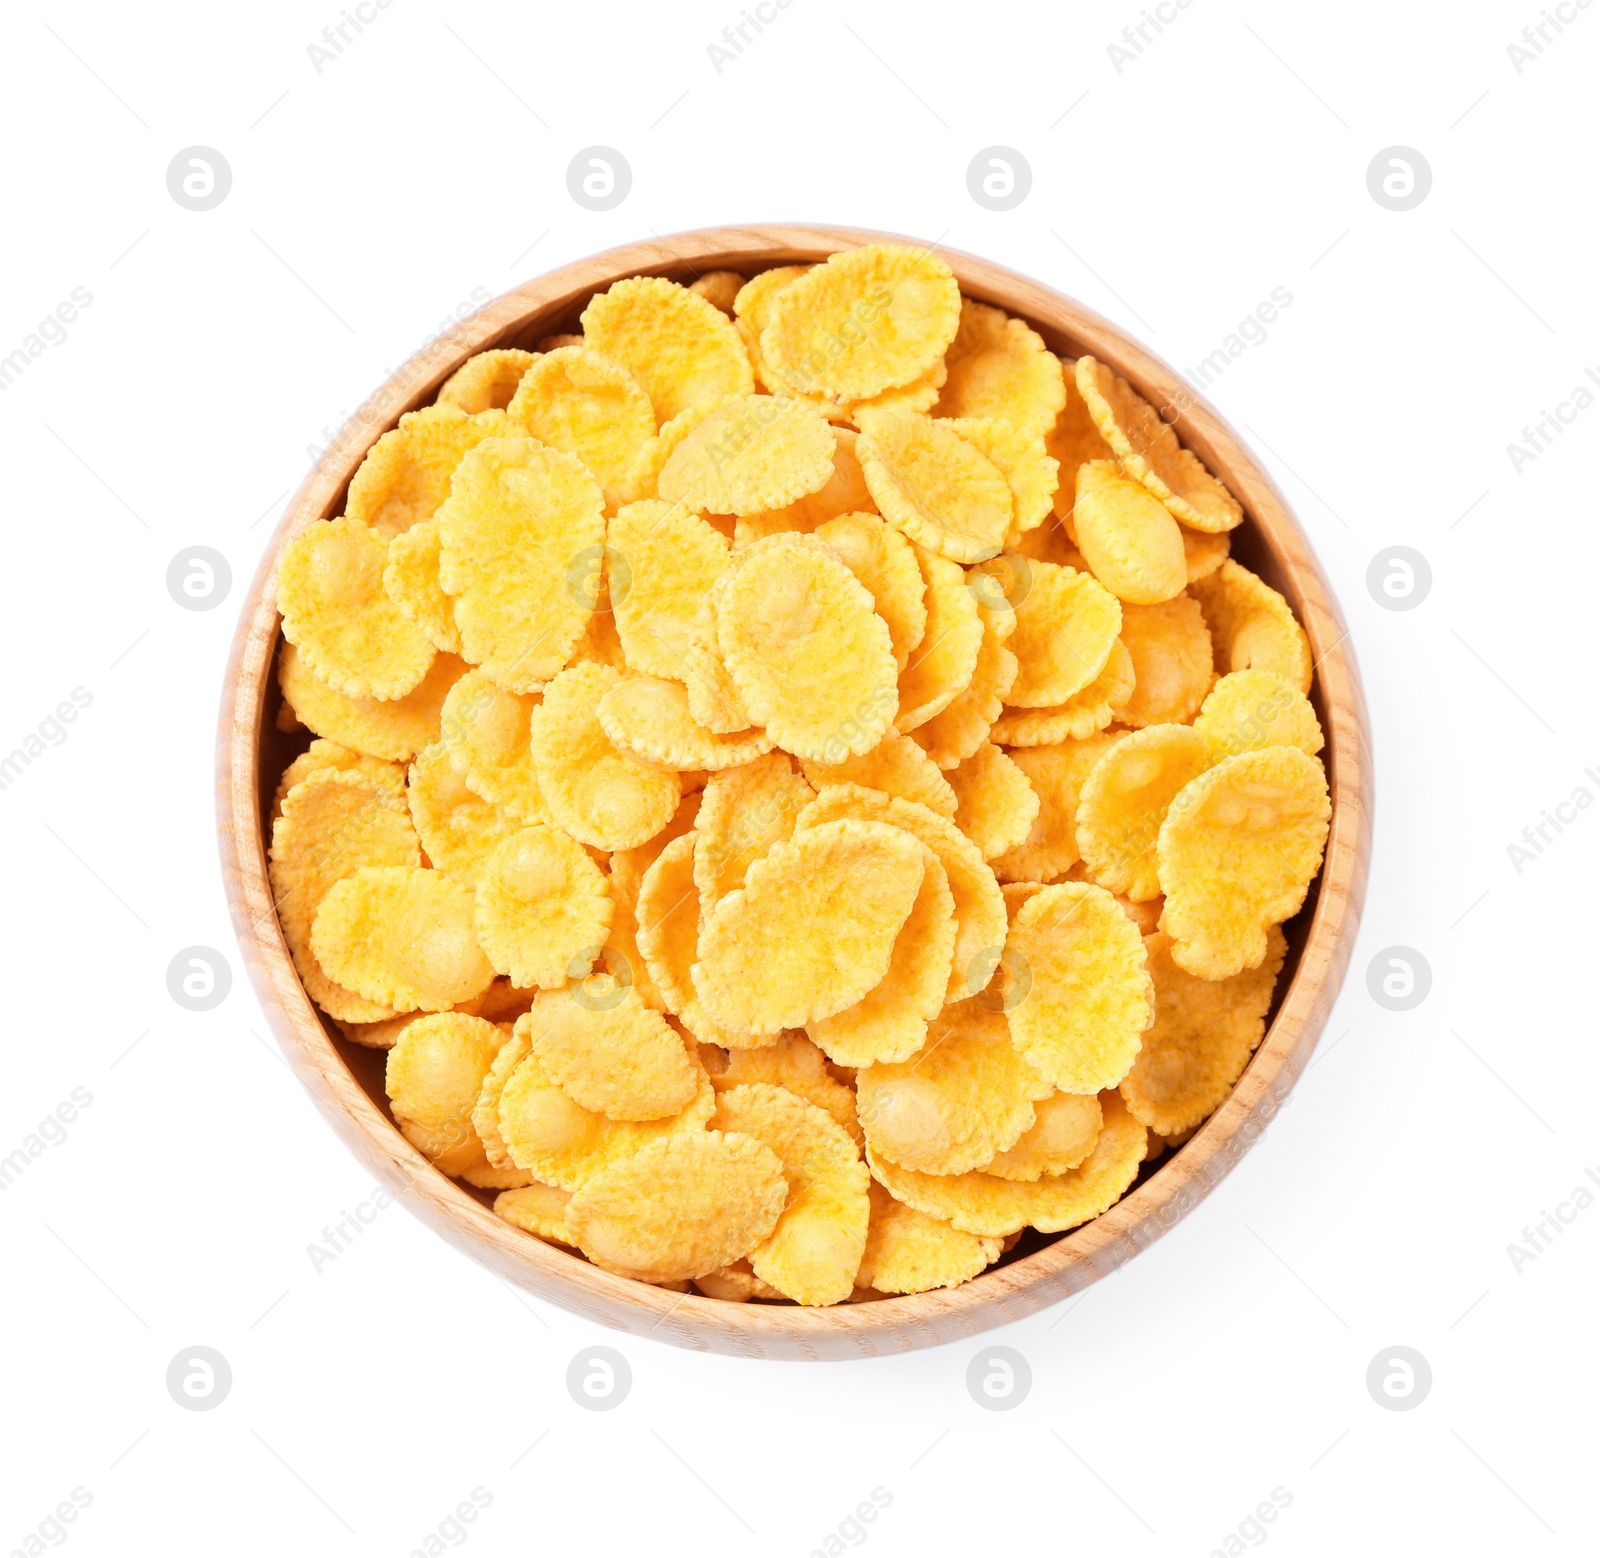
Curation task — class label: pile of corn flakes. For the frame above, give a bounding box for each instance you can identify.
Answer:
[267,243,1331,1305]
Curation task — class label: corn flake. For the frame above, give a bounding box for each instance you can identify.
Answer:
[1072,459,1188,605]
[933,300,1067,435]
[942,415,1058,538]
[813,510,925,671]
[407,740,521,886]
[345,405,514,539]
[279,645,467,763]
[990,732,1122,882]
[990,640,1134,745]
[857,1180,1002,1294]
[437,350,537,414]
[658,394,836,517]
[909,592,1018,768]
[693,751,815,910]
[607,499,731,680]
[473,824,613,989]
[981,1090,1102,1181]
[597,673,772,772]
[382,517,463,655]
[689,270,746,315]
[894,547,983,732]
[385,1011,504,1177]
[1189,560,1313,694]
[271,738,405,822]
[984,557,1121,707]
[948,741,1039,861]
[802,730,957,819]
[1193,669,1324,759]
[493,1182,573,1244]
[438,670,546,825]
[714,1034,861,1146]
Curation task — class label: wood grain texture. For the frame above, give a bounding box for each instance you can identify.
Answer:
[217,225,1371,1360]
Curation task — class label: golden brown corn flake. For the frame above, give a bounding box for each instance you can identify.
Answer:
[1119,595,1215,726]
[565,1126,787,1283]
[856,409,1013,564]
[269,769,422,1022]
[278,517,436,700]
[807,843,955,1067]
[597,674,772,771]
[1075,725,1213,902]
[437,350,538,414]
[312,864,494,1012]
[407,740,520,886]
[493,1181,573,1244]
[527,985,700,1122]
[813,511,925,670]
[1193,669,1324,759]
[856,1002,1051,1176]
[345,405,514,539]
[909,594,1018,768]
[435,438,605,692]
[1075,357,1243,534]
[857,1180,1001,1294]
[740,427,878,539]
[796,786,1006,1006]
[761,244,960,404]
[437,670,546,826]
[658,394,836,517]
[1157,746,1330,979]
[1184,525,1230,582]
[505,346,656,505]
[607,499,731,679]
[1121,928,1286,1135]
[610,790,701,904]
[717,535,897,762]
[894,547,983,732]
[382,518,463,655]
[689,270,746,315]
[990,732,1121,883]
[990,640,1135,745]
[385,1012,505,1177]
[933,300,1067,435]
[682,598,752,734]
[711,1083,869,1306]
[279,645,467,764]
[981,1090,1102,1181]
[581,275,755,424]
[868,1089,1146,1236]
[473,1023,533,1170]
[693,1258,785,1302]
[498,1033,716,1190]
[986,557,1121,707]
[948,741,1039,861]
[529,663,682,850]
[942,416,1058,538]
[802,730,957,819]
[694,818,926,1034]
[693,752,814,910]
[473,824,612,988]
[1045,362,1116,521]
[1005,882,1153,1093]
[714,1034,861,1145]
[271,739,404,821]
[1072,459,1188,605]
[851,358,948,418]
[1190,560,1312,694]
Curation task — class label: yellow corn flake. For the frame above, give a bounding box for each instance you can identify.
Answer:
[581,274,755,424]
[493,1182,573,1244]
[1075,357,1243,534]
[942,415,1058,538]
[565,1126,787,1283]
[434,438,605,692]
[894,547,983,733]
[279,645,468,764]
[657,394,837,517]
[385,1012,505,1177]
[856,409,1013,564]
[717,535,897,761]
[597,674,773,771]
[1193,669,1324,759]
[933,300,1067,435]
[1158,745,1330,979]
[526,985,700,1122]
[990,640,1134,746]
[1045,362,1116,521]
[473,1022,533,1170]
[1119,595,1215,726]
[406,740,521,886]
[711,1083,869,1306]
[795,785,1006,1006]
[1189,560,1313,694]
[760,244,961,405]
[850,357,948,418]
[1005,882,1153,1092]
[693,751,815,911]
[981,1090,1103,1181]
[948,741,1039,861]
[537,333,584,353]
[692,1258,784,1301]
[867,1089,1146,1236]
[1071,459,1188,605]
[812,510,925,670]
[1075,725,1214,902]
[807,843,956,1067]
[271,738,405,821]
[714,1034,861,1145]
[609,790,701,905]
[1121,928,1287,1135]
[732,266,814,394]
[909,591,1018,768]
[1184,525,1230,581]
[607,499,731,680]
[436,349,538,413]
[689,270,746,315]
[990,732,1122,882]
[382,518,463,655]
[277,517,436,700]
[739,427,878,540]
[682,598,752,734]
[982,556,1121,708]
[856,1001,1052,1176]
[801,730,956,818]
[437,670,546,826]
[529,663,682,850]
[473,824,613,989]
[497,1031,717,1190]
[857,1179,1002,1294]
[345,405,514,539]
[694,818,926,1033]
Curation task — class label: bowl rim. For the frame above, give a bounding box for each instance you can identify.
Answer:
[217,222,1371,1361]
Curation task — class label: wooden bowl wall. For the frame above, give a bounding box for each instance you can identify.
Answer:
[218,225,1370,1360]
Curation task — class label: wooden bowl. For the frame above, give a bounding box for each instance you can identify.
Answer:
[218,225,1370,1360]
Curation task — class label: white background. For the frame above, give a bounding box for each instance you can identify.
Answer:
[1,1,1594,1553]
